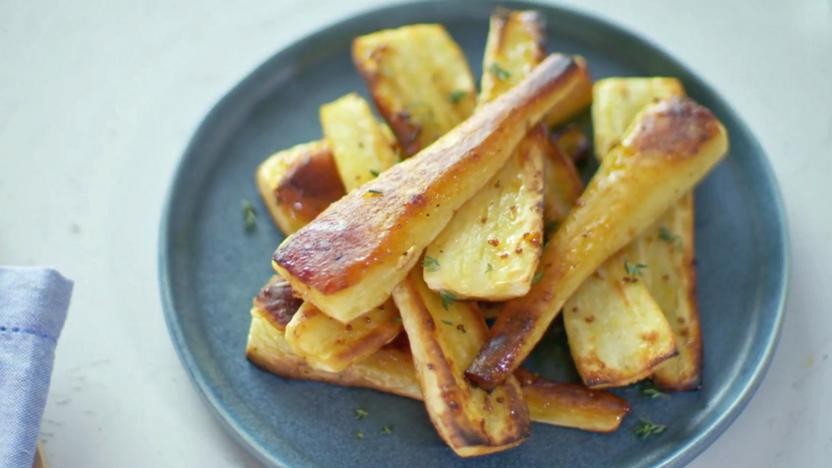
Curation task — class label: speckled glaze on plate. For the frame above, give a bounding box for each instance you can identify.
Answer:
[158,1,788,466]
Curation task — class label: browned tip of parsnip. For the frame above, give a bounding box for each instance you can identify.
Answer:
[516,369,630,432]
[466,96,729,390]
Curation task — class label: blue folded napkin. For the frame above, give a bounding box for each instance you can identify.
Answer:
[0,267,72,468]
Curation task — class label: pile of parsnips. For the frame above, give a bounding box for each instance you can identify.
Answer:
[245,8,728,457]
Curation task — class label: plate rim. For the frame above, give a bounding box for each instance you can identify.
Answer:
[157,1,790,466]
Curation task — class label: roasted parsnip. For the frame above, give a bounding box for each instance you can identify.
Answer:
[273,54,588,323]
[248,306,421,399]
[514,369,629,433]
[423,9,546,300]
[252,275,304,332]
[284,300,402,373]
[540,120,679,388]
[563,247,677,388]
[392,267,530,456]
[467,96,729,389]
[247,306,630,432]
[320,93,399,192]
[352,24,476,156]
[593,77,701,390]
[636,195,701,390]
[592,77,685,158]
[256,140,345,235]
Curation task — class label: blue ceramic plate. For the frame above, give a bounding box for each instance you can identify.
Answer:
[158,1,788,466]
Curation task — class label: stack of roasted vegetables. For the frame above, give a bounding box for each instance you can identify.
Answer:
[244,8,729,457]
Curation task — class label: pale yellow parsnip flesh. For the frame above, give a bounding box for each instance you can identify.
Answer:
[424,131,545,299]
[284,300,401,373]
[320,93,399,192]
[564,248,677,388]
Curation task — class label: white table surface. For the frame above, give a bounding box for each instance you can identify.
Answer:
[2,0,830,466]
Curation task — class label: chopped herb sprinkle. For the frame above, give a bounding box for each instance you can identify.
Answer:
[624,260,648,277]
[659,226,679,243]
[532,271,544,285]
[489,63,511,80]
[355,408,369,420]
[441,319,454,326]
[423,256,440,272]
[486,263,493,273]
[355,431,365,440]
[366,189,383,197]
[448,90,468,104]
[634,418,667,439]
[381,425,394,434]
[639,380,669,399]
[241,200,256,232]
[439,291,456,310]
[369,169,380,177]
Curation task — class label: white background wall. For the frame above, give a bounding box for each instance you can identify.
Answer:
[1,0,830,466]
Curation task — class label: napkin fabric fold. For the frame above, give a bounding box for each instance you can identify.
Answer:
[0,267,72,468]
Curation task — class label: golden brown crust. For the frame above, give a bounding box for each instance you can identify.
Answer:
[254,276,301,330]
[579,348,679,389]
[274,54,580,295]
[273,144,345,226]
[516,369,630,432]
[624,96,722,159]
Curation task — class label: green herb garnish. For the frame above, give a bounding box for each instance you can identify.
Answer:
[367,189,383,196]
[634,418,667,439]
[624,260,648,277]
[355,408,369,420]
[448,90,468,104]
[423,256,440,272]
[532,271,544,285]
[439,291,457,310]
[489,63,511,81]
[639,380,669,399]
[658,226,679,243]
[441,319,454,326]
[486,263,493,273]
[241,200,257,232]
[355,431,365,440]
[370,169,380,177]
[381,425,394,434]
